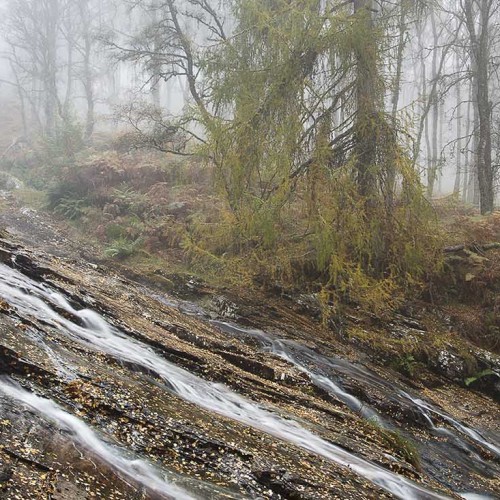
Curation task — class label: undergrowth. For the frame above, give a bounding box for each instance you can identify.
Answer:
[104,237,144,259]
[2,126,498,359]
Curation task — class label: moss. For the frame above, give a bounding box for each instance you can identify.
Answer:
[367,420,421,471]
[381,429,422,471]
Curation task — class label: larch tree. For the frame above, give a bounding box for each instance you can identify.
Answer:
[107,0,441,306]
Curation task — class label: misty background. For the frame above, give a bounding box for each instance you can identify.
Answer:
[0,0,497,201]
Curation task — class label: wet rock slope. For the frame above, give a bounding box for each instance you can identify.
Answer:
[0,232,499,499]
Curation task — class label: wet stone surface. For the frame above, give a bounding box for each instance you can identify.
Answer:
[0,203,498,499]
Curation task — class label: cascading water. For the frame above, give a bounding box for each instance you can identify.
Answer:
[24,328,77,380]
[0,262,450,500]
[210,320,500,500]
[212,321,386,425]
[0,379,196,500]
[212,320,500,463]
[399,392,500,458]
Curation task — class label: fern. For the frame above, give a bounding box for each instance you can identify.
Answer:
[104,237,143,260]
[54,196,89,220]
[464,369,498,387]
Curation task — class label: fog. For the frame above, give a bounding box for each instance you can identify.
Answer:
[0,0,498,205]
[0,6,499,496]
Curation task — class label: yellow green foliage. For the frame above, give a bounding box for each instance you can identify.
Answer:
[189,0,444,314]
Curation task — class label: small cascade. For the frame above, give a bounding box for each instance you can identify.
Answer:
[399,392,500,458]
[212,321,391,426]
[25,328,77,381]
[0,379,197,500]
[212,321,500,470]
[0,263,450,500]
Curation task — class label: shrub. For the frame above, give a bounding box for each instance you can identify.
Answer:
[112,186,149,216]
[104,237,143,259]
[390,354,418,378]
[53,196,89,220]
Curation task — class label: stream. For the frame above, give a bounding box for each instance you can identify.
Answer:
[0,261,458,499]
[0,378,197,500]
[210,321,500,499]
[0,258,498,498]
[213,321,500,457]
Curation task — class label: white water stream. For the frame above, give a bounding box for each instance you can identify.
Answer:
[0,263,451,499]
[213,322,386,425]
[399,392,500,458]
[0,379,195,500]
[213,321,500,461]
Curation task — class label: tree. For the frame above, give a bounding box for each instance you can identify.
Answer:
[103,0,441,307]
[3,0,63,136]
[462,0,496,214]
[1,0,116,142]
[353,0,380,199]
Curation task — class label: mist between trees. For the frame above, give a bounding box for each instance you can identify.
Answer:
[0,0,499,312]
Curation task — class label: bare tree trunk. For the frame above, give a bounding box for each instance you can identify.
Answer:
[43,0,60,136]
[463,82,472,201]
[475,2,494,213]
[391,0,408,119]
[454,53,462,196]
[79,0,95,140]
[62,4,74,122]
[464,0,494,214]
[417,26,431,185]
[413,18,454,177]
[467,83,480,206]
[150,0,162,109]
[438,96,445,194]
[386,0,409,207]
[428,10,439,198]
[166,0,211,123]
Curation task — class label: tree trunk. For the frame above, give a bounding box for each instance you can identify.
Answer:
[467,72,480,205]
[464,0,494,214]
[43,0,60,136]
[353,0,379,199]
[391,0,408,119]
[438,96,445,194]
[150,0,161,109]
[427,10,439,198]
[454,53,462,196]
[462,82,472,202]
[79,0,95,140]
[475,16,494,213]
[412,19,452,178]
[62,5,74,123]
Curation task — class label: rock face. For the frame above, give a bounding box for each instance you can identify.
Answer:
[0,232,499,499]
[207,295,240,319]
[423,344,500,399]
[434,349,468,381]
